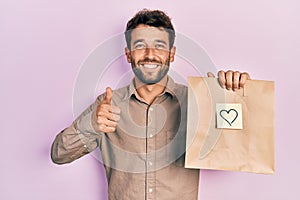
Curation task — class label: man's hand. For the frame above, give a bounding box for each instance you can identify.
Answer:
[207,70,250,91]
[94,87,121,133]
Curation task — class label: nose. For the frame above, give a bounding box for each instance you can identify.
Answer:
[145,47,155,60]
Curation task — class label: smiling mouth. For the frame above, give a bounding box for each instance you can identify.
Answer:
[140,64,160,69]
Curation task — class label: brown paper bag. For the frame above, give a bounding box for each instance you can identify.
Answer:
[185,77,275,174]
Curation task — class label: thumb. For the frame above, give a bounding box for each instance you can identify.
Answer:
[207,72,215,78]
[104,87,113,104]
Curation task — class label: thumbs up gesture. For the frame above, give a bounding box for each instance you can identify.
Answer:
[94,87,121,133]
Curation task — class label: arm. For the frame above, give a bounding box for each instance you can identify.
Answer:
[51,99,100,164]
[51,87,120,164]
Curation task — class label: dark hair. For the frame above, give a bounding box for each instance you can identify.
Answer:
[125,9,175,49]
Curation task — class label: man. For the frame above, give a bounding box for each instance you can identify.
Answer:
[51,9,250,200]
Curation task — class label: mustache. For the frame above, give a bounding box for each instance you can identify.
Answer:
[137,58,162,65]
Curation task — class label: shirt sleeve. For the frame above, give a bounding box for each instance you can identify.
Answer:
[51,95,104,164]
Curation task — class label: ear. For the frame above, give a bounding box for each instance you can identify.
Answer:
[169,46,176,62]
[125,47,131,63]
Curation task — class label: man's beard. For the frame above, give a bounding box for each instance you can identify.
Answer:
[131,55,171,85]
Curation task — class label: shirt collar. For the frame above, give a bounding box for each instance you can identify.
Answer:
[123,75,177,100]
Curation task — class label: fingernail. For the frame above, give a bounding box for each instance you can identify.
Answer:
[113,107,121,113]
[114,115,120,121]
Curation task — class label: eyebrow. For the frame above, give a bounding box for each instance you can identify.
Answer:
[155,40,167,45]
[133,39,145,46]
[132,39,168,46]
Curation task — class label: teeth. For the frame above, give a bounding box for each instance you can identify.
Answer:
[142,64,159,69]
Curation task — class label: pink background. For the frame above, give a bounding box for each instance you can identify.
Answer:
[1,0,299,199]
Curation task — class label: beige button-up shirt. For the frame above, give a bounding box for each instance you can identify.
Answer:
[51,76,199,200]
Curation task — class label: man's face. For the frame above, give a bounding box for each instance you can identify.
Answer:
[125,24,176,84]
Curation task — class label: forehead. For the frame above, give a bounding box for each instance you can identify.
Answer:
[130,24,169,44]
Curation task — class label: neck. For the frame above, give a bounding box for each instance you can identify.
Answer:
[135,76,168,104]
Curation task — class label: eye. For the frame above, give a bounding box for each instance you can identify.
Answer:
[134,42,146,50]
[155,43,167,49]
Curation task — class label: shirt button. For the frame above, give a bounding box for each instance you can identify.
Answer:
[149,107,153,111]
[149,134,153,138]
[148,188,153,193]
[149,161,153,166]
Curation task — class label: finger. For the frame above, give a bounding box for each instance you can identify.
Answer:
[97,104,111,114]
[239,72,250,88]
[103,87,113,104]
[233,71,240,91]
[97,117,118,127]
[110,113,121,121]
[98,124,116,133]
[97,110,120,122]
[110,105,121,114]
[217,70,226,88]
[97,104,121,115]
[225,70,233,90]
[207,72,215,78]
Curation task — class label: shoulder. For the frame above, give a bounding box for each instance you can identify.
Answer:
[173,82,188,98]
[112,85,131,99]
[96,84,130,103]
